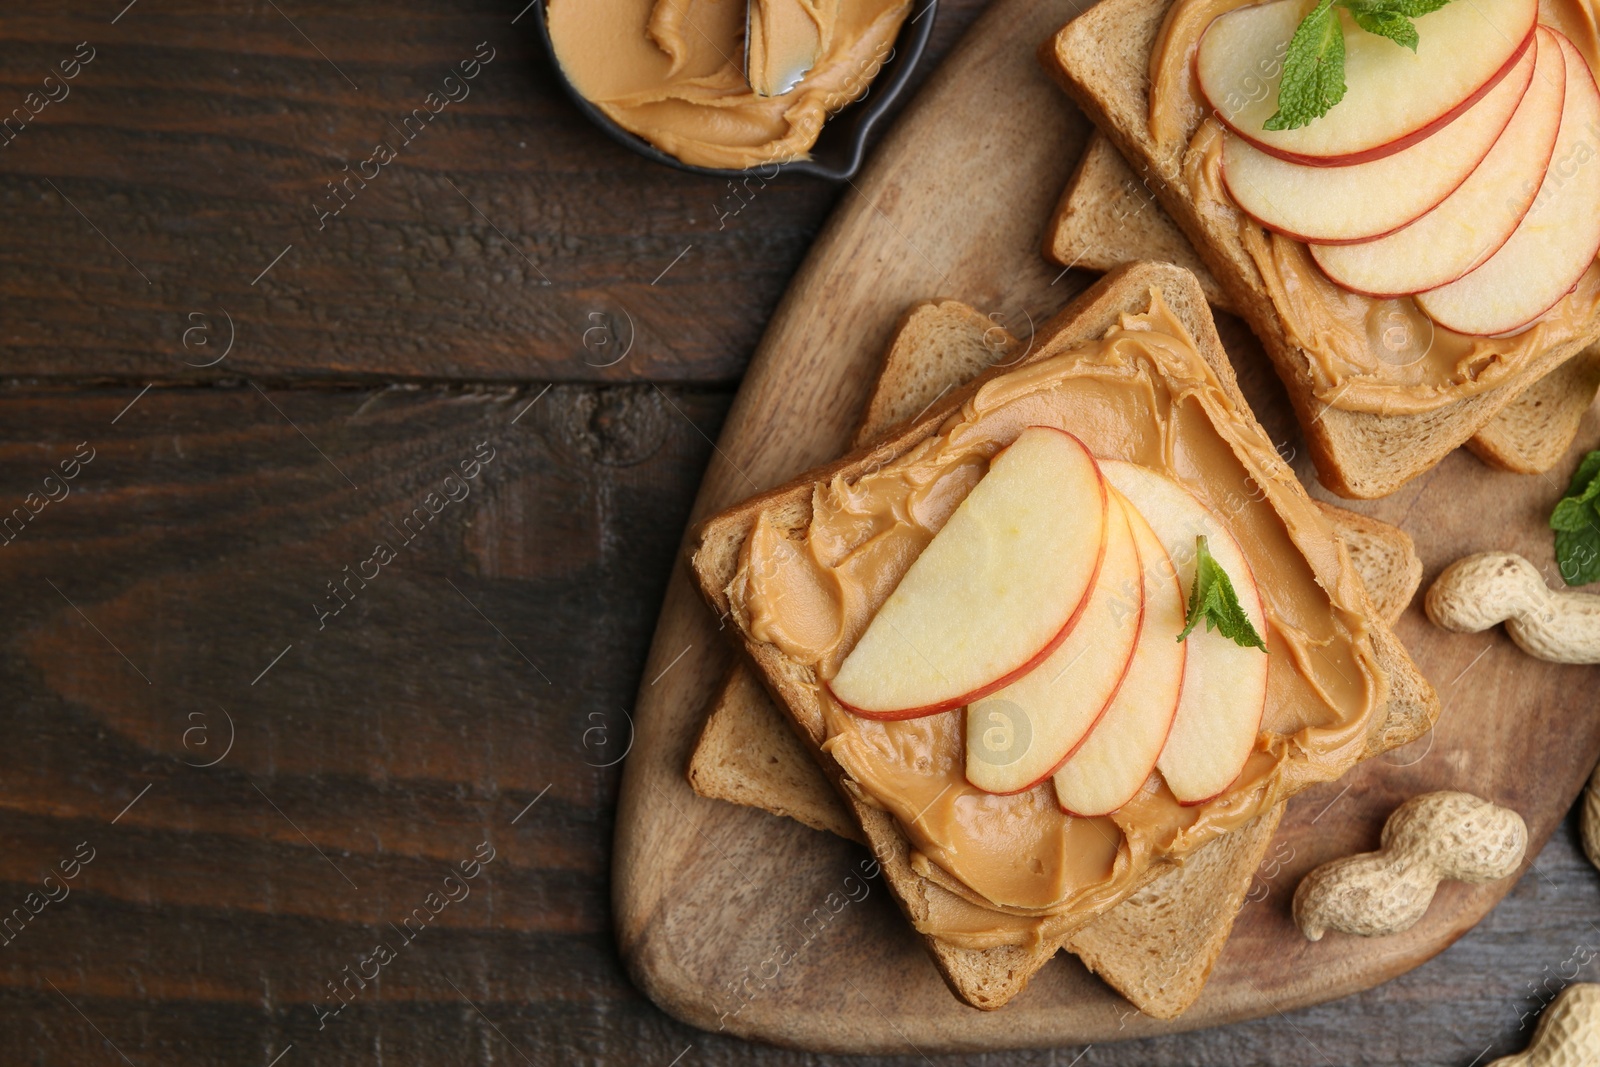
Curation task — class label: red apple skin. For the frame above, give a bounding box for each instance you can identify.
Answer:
[962,560,1144,796]
[1168,630,1268,807]
[1054,503,1188,817]
[1220,42,1537,247]
[1456,272,1596,341]
[1171,663,1267,808]
[827,427,1110,721]
[1232,191,1452,247]
[1416,32,1600,337]
[1225,101,1520,246]
[1175,764,1250,808]
[1434,270,1594,341]
[1202,25,1536,168]
[1053,670,1184,815]
[1310,28,1568,296]
[1099,461,1268,805]
[1246,221,1396,250]
[965,672,1130,797]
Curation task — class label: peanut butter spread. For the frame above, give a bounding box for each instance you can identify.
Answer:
[1149,0,1600,416]
[545,0,910,171]
[728,293,1387,946]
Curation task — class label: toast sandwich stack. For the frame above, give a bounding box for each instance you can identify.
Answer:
[1043,0,1600,497]
[688,290,1424,1017]
[687,262,1439,1012]
[1045,132,1600,477]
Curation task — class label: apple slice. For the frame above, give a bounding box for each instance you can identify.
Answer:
[1052,490,1187,817]
[1197,0,1537,165]
[1312,28,1566,296]
[965,490,1144,795]
[829,426,1108,720]
[1100,461,1268,805]
[1416,32,1600,336]
[1221,39,1535,243]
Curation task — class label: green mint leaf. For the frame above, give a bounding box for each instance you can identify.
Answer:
[1177,536,1268,651]
[1381,0,1451,17]
[1551,496,1595,533]
[1553,450,1600,585]
[1342,2,1419,50]
[1265,0,1346,131]
[1557,524,1600,586]
[1565,449,1600,499]
[1263,0,1458,130]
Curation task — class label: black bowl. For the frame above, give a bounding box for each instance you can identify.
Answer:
[534,0,938,181]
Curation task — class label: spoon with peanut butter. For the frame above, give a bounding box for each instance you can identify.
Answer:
[541,0,934,177]
[745,0,827,97]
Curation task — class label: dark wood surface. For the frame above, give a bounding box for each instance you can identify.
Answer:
[2,1,1598,1064]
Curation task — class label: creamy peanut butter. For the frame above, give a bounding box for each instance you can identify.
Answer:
[545,0,909,171]
[729,293,1386,945]
[1149,0,1600,415]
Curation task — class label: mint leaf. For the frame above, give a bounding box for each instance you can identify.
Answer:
[1553,450,1600,586]
[1565,449,1600,499]
[1264,0,1457,130]
[1551,496,1595,533]
[1265,0,1346,131]
[1342,1,1419,50]
[1177,536,1268,651]
[1557,526,1600,586]
[1382,0,1451,17]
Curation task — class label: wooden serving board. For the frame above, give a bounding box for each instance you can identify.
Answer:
[611,0,1600,1053]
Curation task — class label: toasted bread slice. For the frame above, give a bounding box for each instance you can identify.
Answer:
[1047,132,1233,311]
[692,679,1272,1015]
[1066,801,1283,1018]
[689,495,1411,1015]
[688,295,1423,1017]
[1045,132,1600,478]
[690,504,1418,845]
[690,666,867,843]
[1466,353,1600,474]
[689,262,1439,1010]
[693,507,1420,851]
[1042,1,1600,498]
[854,300,1024,441]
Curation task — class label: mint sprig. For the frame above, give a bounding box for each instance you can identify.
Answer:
[1266,0,1455,131]
[1551,450,1600,586]
[1265,0,1345,131]
[1177,536,1268,651]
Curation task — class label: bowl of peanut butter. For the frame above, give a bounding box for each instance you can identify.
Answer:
[538,0,937,180]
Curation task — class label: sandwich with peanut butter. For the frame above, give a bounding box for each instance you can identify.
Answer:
[689,261,1439,1009]
[1043,0,1600,498]
[1044,130,1600,478]
[687,294,1426,1017]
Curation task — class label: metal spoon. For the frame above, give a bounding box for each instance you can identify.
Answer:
[744,0,821,97]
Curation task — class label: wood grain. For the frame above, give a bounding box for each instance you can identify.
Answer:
[0,381,731,1063]
[0,380,1596,1067]
[3,0,1600,1064]
[613,0,1600,1056]
[0,0,979,385]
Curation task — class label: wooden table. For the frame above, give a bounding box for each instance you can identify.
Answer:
[1,2,1596,1064]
